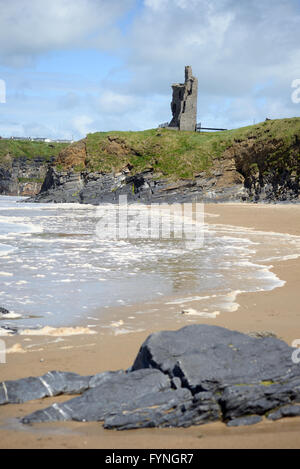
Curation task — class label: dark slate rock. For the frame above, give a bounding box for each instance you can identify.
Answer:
[219,377,300,420]
[0,325,18,335]
[21,369,171,423]
[267,405,300,421]
[171,377,182,390]
[132,325,299,393]
[0,371,92,405]
[219,384,286,420]
[4,325,300,430]
[0,158,51,197]
[227,415,263,427]
[28,165,248,205]
[104,389,220,430]
[0,307,10,315]
[104,388,193,430]
[88,370,125,388]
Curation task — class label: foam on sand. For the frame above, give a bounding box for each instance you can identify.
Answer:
[114,328,145,336]
[181,309,220,319]
[166,296,213,305]
[0,311,22,319]
[0,328,14,337]
[19,326,97,337]
[6,343,26,354]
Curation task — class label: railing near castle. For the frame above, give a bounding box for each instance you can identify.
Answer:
[158,123,227,131]
[196,123,227,132]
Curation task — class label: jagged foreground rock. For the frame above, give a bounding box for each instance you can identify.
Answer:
[0,371,92,404]
[1,325,300,429]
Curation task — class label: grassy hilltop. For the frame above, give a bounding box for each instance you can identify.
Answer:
[0,139,70,195]
[1,117,299,187]
[0,138,68,168]
[55,117,300,181]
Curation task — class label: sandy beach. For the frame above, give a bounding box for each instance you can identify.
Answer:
[1,202,300,449]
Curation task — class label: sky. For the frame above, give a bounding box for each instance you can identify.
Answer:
[0,0,299,140]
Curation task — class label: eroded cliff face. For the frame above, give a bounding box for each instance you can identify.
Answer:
[0,155,54,197]
[0,138,67,197]
[32,143,300,205]
[230,136,300,202]
[32,162,247,205]
[55,140,87,170]
[27,119,300,204]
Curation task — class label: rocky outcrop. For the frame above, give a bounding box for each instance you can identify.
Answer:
[228,136,300,202]
[21,118,300,204]
[0,167,13,194]
[0,156,54,196]
[131,325,296,393]
[2,325,300,429]
[28,137,300,205]
[30,165,247,205]
[55,140,87,170]
[0,371,92,405]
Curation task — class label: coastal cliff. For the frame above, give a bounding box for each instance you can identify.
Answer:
[0,139,67,196]
[19,118,300,203]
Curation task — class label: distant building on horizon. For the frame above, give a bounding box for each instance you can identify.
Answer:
[7,136,74,144]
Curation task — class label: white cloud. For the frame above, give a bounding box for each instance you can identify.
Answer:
[0,0,134,67]
[128,0,300,84]
[71,115,95,137]
[144,0,168,11]
[98,91,138,114]
[118,0,300,127]
[145,0,201,11]
[1,0,300,137]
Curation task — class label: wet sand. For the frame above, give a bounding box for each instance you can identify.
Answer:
[1,202,300,449]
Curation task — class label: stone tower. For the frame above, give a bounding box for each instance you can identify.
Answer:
[169,66,198,131]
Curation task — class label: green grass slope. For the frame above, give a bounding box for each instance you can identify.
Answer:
[0,139,68,168]
[81,117,300,180]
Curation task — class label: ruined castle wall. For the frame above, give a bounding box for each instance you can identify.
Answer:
[169,66,198,132]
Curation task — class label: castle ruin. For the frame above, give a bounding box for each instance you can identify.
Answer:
[169,66,198,132]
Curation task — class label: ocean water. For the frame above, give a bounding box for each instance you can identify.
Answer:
[1,195,300,333]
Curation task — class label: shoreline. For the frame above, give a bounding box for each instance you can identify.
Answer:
[1,202,300,448]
